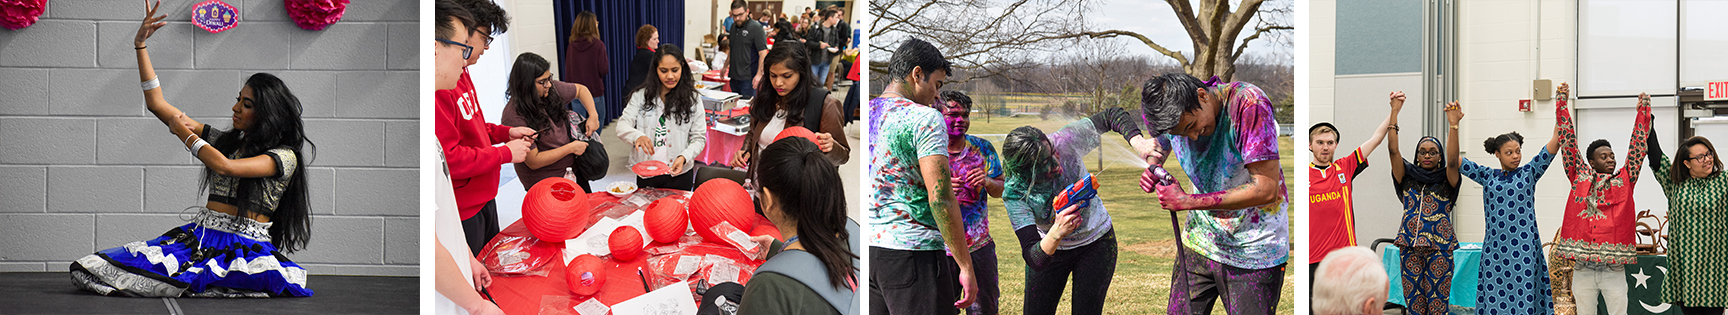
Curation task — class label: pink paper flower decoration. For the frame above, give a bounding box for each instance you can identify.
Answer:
[0,0,46,30]
[285,0,348,31]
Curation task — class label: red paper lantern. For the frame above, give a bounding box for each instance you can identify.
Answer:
[688,180,759,244]
[643,197,689,244]
[773,126,820,147]
[522,177,591,242]
[609,227,644,261]
[752,222,782,241]
[566,254,606,296]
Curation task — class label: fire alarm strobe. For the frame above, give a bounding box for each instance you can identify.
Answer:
[1519,99,1532,112]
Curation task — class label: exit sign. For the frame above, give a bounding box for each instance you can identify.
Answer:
[1710,81,1728,101]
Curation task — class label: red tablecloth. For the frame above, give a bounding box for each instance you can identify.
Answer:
[484,191,778,315]
[697,106,751,166]
[698,130,746,166]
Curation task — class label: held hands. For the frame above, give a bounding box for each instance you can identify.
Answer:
[633,136,656,155]
[1390,91,1407,113]
[1639,92,1651,106]
[134,0,167,47]
[1557,82,1570,99]
[1444,101,1464,125]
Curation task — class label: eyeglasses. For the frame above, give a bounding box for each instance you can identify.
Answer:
[480,33,495,46]
[437,38,473,59]
[536,78,552,86]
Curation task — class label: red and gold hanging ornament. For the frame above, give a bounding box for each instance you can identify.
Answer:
[191,0,239,33]
[688,180,759,244]
[643,197,689,244]
[566,254,606,296]
[284,0,348,31]
[0,0,45,30]
[608,226,644,261]
[522,177,591,242]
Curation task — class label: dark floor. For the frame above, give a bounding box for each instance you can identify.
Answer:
[0,272,418,314]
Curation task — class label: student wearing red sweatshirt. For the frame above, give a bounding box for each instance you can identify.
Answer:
[436,0,533,255]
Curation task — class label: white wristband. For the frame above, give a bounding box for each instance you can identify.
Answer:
[141,76,160,91]
[187,138,209,154]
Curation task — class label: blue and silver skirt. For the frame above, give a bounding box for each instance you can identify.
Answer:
[70,209,313,297]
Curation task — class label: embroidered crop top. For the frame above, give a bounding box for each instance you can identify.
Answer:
[201,126,300,216]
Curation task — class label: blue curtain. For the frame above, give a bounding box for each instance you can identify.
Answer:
[555,0,686,124]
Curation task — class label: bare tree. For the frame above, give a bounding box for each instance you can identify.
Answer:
[870,0,1292,84]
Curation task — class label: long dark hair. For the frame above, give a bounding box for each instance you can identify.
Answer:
[756,137,856,288]
[636,44,698,124]
[1673,136,1722,183]
[751,43,816,129]
[507,52,566,132]
[202,73,314,253]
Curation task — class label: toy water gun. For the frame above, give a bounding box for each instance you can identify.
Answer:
[1052,174,1098,212]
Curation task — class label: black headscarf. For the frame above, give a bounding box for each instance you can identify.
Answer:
[1399,136,1457,197]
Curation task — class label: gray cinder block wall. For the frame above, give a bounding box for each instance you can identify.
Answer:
[0,0,419,276]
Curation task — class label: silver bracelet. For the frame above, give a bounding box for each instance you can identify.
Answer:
[187,138,209,154]
[141,76,161,91]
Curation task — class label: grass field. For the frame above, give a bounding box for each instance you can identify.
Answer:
[958,115,1297,315]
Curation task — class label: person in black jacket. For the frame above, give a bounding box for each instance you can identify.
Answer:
[626,24,659,95]
[803,8,844,90]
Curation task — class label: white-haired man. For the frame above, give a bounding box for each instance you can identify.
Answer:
[1313,246,1388,315]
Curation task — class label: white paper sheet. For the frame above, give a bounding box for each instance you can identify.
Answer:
[610,280,697,315]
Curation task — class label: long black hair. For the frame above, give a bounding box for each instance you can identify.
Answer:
[202,73,314,253]
[755,137,856,288]
[751,43,816,129]
[636,43,698,124]
[507,52,566,132]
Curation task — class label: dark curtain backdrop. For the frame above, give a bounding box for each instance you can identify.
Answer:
[555,0,686,124]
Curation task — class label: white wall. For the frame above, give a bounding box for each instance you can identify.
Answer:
[509,0,561,79]
[1331,73,1424,247]
[1449,0,1579,244]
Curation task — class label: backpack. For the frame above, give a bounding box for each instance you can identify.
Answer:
[751,219,860,315]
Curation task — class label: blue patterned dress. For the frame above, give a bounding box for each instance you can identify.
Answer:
[1459,150,1555,314]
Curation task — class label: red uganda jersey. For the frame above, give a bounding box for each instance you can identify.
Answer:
[436,70,514,220]
[1309,148,1369,264]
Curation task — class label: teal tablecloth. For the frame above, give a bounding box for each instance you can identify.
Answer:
[1450,243,1482,309]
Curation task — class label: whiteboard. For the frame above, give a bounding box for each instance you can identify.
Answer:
[1579,0,1677,97]
[1681,0,1728,87]
[1572,100,1682,240]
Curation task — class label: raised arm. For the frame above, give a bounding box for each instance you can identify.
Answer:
[1444,101,1463,186]
[1387,92,1406,183]
[1360,91,1403,159]
[1546,93,1563,155]
[136,1,275,178]
[135,1,185,134]
[1625,93,1653,180]
[1556,82,1589,182]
